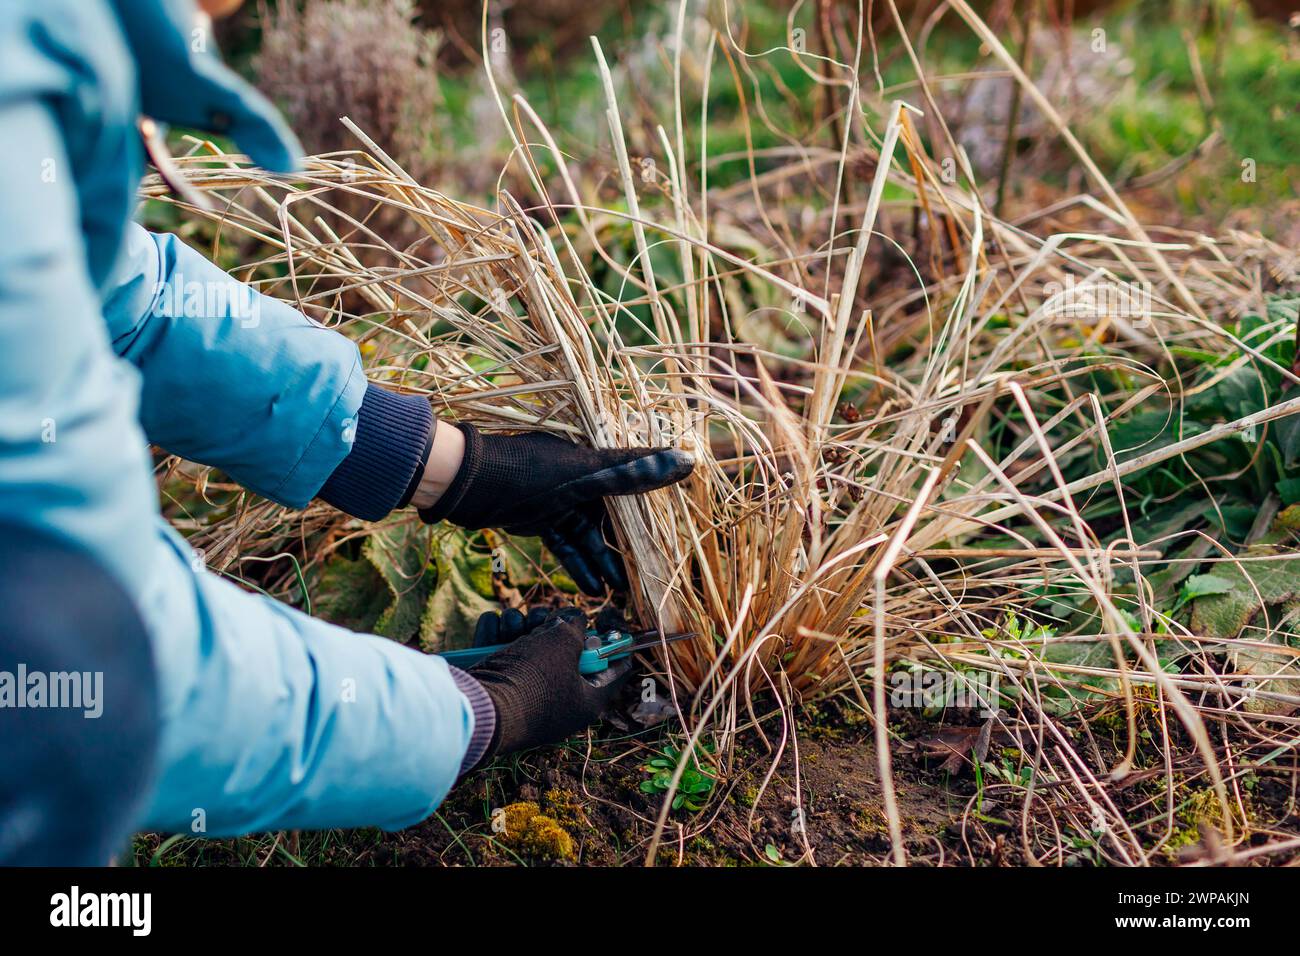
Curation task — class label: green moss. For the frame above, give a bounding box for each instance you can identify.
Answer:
[689,835,716,854]
[497,801,576,862]
[541,788,586,830]
[806,724,843,742]
[840,707,869,729]
[851,803,889,836]
[1161,786,1252,859]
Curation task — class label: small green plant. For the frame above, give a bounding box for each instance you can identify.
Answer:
[980,609,1057,646]
[762,843,795,866]
[984,753,1034,790]
[640,742,716,812]
[1066,833,1103,867]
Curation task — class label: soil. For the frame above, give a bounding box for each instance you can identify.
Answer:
[131,695,1300,867]
[322,700,966,867]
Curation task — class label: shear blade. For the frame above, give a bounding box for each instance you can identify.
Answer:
[600,630,698,657]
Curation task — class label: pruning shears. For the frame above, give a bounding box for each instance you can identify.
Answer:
[438,628,697,676]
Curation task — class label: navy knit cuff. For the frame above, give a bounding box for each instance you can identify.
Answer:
[317,382,433,521]
[449,666,497,775]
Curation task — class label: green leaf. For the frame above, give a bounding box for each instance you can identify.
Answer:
[1186,364,1274,423]
[491,533,546,589]
[1232,630,1300,716]
[1147,536,1215,604]
[1277,477,1300,506]
[364,523,436,642]
[313,550,391,634]
[418,531,499,653]
[1106,412,1195,463]
[1275,415,1300,469]
[1191,550,1300,639]
[1207,504,1259,541]
[1174,573,1236,611]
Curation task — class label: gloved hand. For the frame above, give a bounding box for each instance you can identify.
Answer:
[472,604,628,647]
[465,613,632,763]
[418,423,693,596]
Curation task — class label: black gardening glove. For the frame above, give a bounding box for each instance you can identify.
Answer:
[418,423,693,596]
[472,604,628,647]
[467,613,632,760]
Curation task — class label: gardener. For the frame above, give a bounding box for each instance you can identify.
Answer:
[0,0,692,864]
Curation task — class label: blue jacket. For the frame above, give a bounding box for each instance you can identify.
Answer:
[0,0,490,834]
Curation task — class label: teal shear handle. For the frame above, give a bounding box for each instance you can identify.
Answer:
[438,630,635,676]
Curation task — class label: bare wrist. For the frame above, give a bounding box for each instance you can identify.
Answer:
[410,418,466,511]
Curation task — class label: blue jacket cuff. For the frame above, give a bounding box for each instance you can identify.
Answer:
[316,382,433,521]
[449,667,497,774]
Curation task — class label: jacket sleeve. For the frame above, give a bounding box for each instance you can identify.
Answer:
[102,223,433,519]
[140,522,491,835]
[0,78,483,836]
